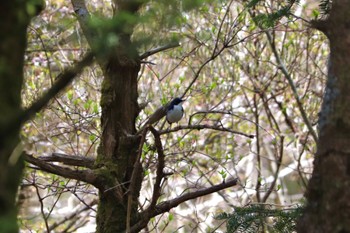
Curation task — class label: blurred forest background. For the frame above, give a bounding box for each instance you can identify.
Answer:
[14,0,327,232]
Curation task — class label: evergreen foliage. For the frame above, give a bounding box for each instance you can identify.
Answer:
[216,204,304,233]
[247,0,300,28]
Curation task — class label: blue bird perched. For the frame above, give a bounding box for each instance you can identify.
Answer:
[166,97,184,124]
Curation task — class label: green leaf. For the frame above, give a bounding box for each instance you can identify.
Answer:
[89,134,96,142]
[93,103,99,114]
[168,213,174,221]
[67,90,73,100]
[312,9,320,19]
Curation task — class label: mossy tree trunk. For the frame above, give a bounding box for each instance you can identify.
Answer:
[71,1,144,232]
[95,37,142,232]
[0,1,43,232]
[297,0,350,232]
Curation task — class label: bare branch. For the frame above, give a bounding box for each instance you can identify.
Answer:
[149,127,166,209]
[38,153,95,169]
[131,178,238,232]
[24,154,101,187]
[126,127,148,232]
[159,124,254,138]
[139,42,180,60]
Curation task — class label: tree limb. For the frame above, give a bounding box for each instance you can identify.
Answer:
[159,124,254,138]
[38,152,95,169]
[24,153,101,187]
[139,42,180,60]
[130,178,238,232]
[149,127,166,209]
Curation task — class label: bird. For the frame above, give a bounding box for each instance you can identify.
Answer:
[166,97,184,124]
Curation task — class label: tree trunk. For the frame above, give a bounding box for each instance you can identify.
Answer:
[95,34,142,232]
[0,1,42,232]
[297,0,350,232]
[70,1,144,231]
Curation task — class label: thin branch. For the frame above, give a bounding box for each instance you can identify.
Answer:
[254,93,262,202]
[181,51,219,98]
[158,124,254,138]
[139,42,180,60]
[265,30,318,142]
[262,136,284,202]
[130,178,238,232]
[9,52,94,133]
[34,184,50,232]
[271,95,297,133]
[38,153,95,169]
[181,1,241,98]
[24,154,101,187]
[290,13,311,25]
[189,110,273,136]
[212,0,234,57]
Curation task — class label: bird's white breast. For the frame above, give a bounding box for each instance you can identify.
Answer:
[166,105,184,123]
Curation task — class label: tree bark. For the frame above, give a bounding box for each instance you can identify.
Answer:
[70,0,143,231]
[95,40,142,233]
[70,0,144,231]
[297,0,350,232]
[0,1,43,232]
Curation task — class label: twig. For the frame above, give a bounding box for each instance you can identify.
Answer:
[158,124,254,138]
[262,136,284,202]
[212,0,234,57]
[34,183,50,232]
[139,42,180,60]
[253,93,262,202]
